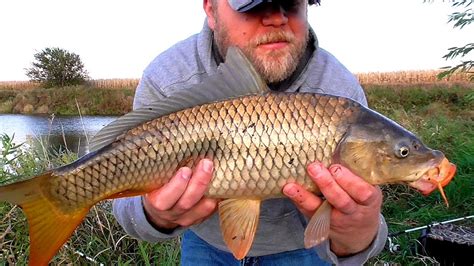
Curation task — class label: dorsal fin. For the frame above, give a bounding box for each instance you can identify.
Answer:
[89,47,269,152]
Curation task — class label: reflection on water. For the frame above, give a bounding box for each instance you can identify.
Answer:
[0,114,117,156]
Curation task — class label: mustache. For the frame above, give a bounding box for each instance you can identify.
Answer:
[253,31,296,46]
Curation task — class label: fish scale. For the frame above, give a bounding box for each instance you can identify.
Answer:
[46,93,354,211]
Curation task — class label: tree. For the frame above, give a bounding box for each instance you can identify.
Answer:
[25,47,89,88]
[438,0,473,80]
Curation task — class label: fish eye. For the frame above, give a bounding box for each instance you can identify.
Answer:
[397,146,410,158]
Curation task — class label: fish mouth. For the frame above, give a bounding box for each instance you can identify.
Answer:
[408,158,456,207]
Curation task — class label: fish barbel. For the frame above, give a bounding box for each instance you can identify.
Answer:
[0,47,456,264]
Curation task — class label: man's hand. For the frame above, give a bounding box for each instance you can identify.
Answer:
[283,161,382,256]
[143,159,219,231]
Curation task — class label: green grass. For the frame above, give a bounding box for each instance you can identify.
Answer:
[365,85,473,265]
[0,85,472,264]
[0,134,180,265]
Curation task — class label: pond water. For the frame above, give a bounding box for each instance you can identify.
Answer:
[0,114,118,156]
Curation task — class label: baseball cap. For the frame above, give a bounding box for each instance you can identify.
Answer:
[228,0,318,12]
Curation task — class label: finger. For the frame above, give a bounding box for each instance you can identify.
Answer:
[283,183,323,217]
[173,198,218,227]
[174,159,214,211]
[307,162,357,215]
[329,165,379,206]
[145,167,192,211]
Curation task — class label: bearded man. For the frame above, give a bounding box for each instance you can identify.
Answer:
[113,1,388,265]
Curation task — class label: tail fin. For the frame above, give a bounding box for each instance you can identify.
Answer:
[0,172,90,265]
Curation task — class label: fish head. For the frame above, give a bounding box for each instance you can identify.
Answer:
[335,108,456,202]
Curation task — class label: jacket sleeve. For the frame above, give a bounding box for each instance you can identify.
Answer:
[132,72,167,109]
[112,196,188,242]
[315,214,388,265]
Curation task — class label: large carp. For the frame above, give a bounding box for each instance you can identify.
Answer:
[0,47,456,265]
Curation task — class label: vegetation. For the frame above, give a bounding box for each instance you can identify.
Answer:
[365,85,473,265]
[0,134,181,265]
[0,71,471,116]
[356,70,471,86]
[25,48,89,88]
[0,85,134,115]
[1,70,472,91]
[0,85,472,264]
[433,0,473,80]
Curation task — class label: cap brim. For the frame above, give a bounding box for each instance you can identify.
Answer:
[233,0,264,12]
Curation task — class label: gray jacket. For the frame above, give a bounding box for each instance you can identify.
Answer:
[113,22,388,265]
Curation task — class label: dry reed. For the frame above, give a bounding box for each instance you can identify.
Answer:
[0,81,41,90]
[356,70,471,86]
[0,70,471,90]
[87,79,139,89]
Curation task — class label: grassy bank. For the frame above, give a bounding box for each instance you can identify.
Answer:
[364,85,473,264]
[0,85,134,115]
[0,85,473,264]
[0,70,471,116]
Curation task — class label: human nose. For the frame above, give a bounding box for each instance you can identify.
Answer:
[261,5,288,26]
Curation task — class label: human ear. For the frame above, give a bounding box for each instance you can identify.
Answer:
[203,0,217,30]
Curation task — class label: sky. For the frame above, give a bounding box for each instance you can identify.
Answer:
[0,0,471,81]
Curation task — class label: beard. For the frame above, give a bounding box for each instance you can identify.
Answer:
[214,23,308,84]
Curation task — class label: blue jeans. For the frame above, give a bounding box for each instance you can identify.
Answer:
[181,230,330,266]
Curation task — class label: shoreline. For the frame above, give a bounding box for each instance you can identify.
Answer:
[0,85,135,116]
[0,83,472,116]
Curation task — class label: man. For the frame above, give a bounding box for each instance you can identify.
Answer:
[113,0,388,265]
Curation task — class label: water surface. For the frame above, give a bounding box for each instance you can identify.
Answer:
[0,114,117,155]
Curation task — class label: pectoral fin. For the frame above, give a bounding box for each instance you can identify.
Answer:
[304,200,332,248]
[218,199,261,260]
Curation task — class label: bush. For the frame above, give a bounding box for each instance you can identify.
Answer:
[25,47,89,88]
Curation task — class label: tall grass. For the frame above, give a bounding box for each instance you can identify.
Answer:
[0,79,139,90]
[87,79,139,89]
[0,85,472,264]
[0,85,134,115]
[0,134,180,265]
[1,70,471,115]
[0,81,41,90]
[0,69,472,91]
[357,70,471,86]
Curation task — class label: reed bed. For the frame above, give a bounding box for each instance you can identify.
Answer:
[356,70,471,86]
[0,81,41,90]
[87,79,140,89]
[0,70,472,90]
[0,79,140,90]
